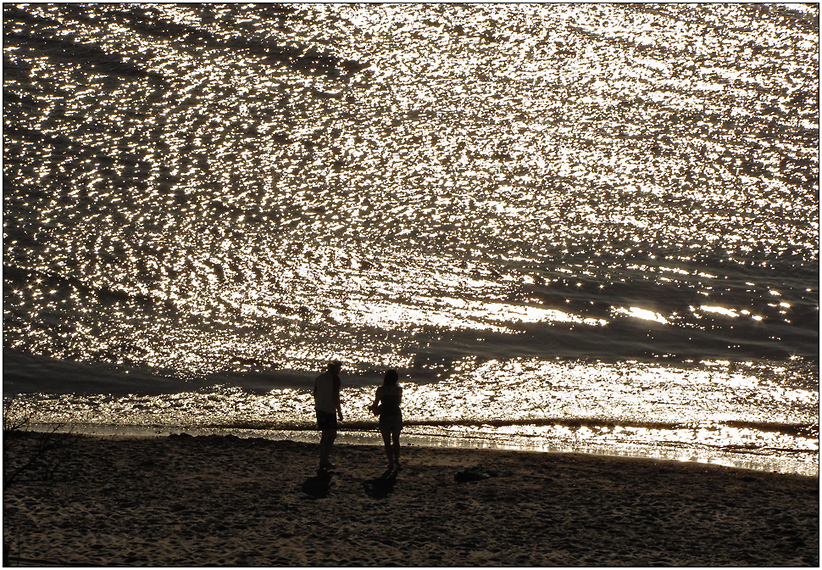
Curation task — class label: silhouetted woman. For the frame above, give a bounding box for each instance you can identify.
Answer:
[371,370,403,470]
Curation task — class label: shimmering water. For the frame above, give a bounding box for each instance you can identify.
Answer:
[3,4,819,474]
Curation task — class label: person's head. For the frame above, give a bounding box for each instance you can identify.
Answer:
[328,361,342,375]
[383,370,399,386]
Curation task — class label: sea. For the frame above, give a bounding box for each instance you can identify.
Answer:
[3,3,819,476]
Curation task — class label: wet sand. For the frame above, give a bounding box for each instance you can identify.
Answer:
[3,432,818,566]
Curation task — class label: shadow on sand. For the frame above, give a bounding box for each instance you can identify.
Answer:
[363,468,398,499]
[301,470,333,499]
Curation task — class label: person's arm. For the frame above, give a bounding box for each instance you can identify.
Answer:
[370,387,382,415]
[333,375,343,421]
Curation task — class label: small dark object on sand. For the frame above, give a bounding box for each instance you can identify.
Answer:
[455,466,499,482]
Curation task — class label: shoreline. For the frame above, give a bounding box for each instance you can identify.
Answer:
[3,432,818,566]
[21,421,820,477]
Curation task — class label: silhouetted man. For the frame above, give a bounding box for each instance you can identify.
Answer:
[314,360,343,471]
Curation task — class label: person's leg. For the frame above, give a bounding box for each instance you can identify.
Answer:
[381,429,393,467]
[391,430,401,467]
[319,429,329,466]
[319,428,336,468]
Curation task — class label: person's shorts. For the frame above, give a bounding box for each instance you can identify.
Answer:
[316,410,337,431]
[379,414,403,434]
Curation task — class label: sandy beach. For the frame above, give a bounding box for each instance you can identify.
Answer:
[3,431,818,567]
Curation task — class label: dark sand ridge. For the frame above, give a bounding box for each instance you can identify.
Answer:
[3,432,818,566]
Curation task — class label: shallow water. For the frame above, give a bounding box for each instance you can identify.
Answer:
[3,4,819,474]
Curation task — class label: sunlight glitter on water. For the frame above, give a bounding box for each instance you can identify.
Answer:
[3,4,818,475]
[10,358,815,467]
[8,6,817,375]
